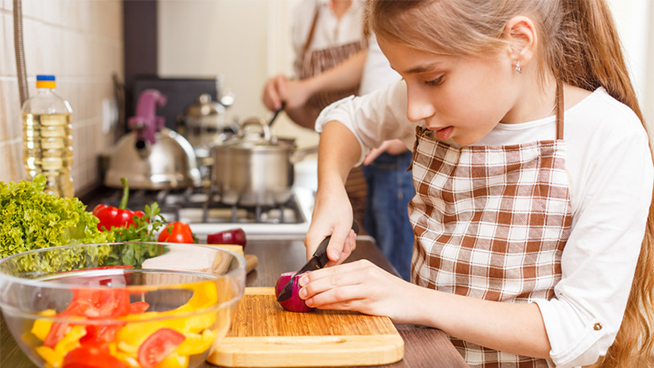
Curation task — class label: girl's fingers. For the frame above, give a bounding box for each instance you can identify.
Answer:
[299,260,372,298]
[303,284,366,309]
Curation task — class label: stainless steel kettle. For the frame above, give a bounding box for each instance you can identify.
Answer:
[105,89,201,190]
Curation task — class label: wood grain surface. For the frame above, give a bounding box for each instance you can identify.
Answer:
[207,288,404,367]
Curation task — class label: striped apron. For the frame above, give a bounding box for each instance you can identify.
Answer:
[295,2,367,111]
[296,2,369,228]
[408,82,572,367]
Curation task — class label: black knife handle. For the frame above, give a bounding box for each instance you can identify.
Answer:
[312,219,359,268]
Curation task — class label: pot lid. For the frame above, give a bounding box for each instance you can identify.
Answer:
[185,93,225,118]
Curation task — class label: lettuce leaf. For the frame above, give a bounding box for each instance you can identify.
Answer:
[0,175,114,259]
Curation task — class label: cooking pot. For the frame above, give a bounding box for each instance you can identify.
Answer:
[105,89,201,190]
[211,119,317,206]
[178,93,227,155]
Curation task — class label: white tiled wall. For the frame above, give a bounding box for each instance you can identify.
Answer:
[0,0,123,193]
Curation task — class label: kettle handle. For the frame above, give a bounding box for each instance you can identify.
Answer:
[238,118,272,142]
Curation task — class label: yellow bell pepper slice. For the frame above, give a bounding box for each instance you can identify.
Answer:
[186,281,218,309]
[36,345,64,368]
[31,309,57,341]
[155,352,189,368]
[54,325,86,356]
[176,329,216,356]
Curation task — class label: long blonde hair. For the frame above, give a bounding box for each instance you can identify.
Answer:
[370,0,654,366]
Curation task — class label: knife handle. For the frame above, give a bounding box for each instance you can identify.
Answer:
[312,220,359,268]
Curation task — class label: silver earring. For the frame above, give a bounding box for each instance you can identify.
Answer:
[515,61,522,73]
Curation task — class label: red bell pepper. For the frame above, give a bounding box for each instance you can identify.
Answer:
[93,178,144,232]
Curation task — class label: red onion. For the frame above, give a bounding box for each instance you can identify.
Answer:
[274,271,314,312]
[207,228,247,249]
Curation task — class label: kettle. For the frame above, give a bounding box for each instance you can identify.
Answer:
[105,89,201,190]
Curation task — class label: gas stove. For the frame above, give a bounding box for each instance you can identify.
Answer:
[83,185,315,240]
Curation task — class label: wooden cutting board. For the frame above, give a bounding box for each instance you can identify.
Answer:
[208,287,404,367]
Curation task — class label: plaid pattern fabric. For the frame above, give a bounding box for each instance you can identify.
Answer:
[409,127,572,367]
[296,40,366,111]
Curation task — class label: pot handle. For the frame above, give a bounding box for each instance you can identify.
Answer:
[290,145,319,164]
[238,118,272,142]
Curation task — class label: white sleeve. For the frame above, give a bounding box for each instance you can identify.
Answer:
[315,79,417,166]
[533,106,653,367]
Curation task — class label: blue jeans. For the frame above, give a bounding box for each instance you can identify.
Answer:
[361,151,415,281]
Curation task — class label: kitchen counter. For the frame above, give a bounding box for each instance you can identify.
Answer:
[0,237,469,368]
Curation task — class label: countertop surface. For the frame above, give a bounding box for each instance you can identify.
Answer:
[1,237,469,368]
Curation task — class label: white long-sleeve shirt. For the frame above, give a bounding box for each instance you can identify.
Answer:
[315,80,654,368]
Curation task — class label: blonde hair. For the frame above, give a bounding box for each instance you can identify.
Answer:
[370,0,654,367]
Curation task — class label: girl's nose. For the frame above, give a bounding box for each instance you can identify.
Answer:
[405,85,436,123]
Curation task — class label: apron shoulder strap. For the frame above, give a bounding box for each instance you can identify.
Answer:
[302,4,321,55]
[555,80,565,140]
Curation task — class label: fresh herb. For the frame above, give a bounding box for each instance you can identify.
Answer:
[0,175,114,259]
[108,203,166,266]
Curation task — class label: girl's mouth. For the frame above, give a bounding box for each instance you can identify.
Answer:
[431,126,453,140]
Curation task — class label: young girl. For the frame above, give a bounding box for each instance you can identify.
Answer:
[299,0,654,367]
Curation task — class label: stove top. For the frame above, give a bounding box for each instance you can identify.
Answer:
[82,185,315,239]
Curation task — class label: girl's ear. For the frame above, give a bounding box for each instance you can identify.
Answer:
[504,16,538,70]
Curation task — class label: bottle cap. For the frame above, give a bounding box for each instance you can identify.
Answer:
[36,75,56,89]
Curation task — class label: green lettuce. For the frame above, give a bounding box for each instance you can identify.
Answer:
[0,175,114,259]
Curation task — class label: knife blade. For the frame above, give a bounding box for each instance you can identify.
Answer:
[276,220,359,302]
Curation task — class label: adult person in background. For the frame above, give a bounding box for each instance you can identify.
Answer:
[262,0,415,280]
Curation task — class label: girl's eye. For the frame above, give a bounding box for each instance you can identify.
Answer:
[424,76,443,86]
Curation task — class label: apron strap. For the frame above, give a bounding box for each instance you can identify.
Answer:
[555,80,565,140]
[302,5,321,56]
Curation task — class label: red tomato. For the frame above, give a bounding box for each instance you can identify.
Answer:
[129,301,150,314]
[72,288,131,319]
[80,323,123,345]
[137,328,186,368]
[43,321,69,348]
[158,222,194,243]
[63,345,128,368]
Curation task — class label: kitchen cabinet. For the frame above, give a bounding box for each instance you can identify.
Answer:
[0,237,469,368]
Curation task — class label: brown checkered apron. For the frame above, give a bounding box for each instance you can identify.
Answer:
[408,82,572,367]
[296,2,369,229]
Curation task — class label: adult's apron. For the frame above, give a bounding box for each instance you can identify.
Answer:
[408,82,571,367]
[296,2,369,228]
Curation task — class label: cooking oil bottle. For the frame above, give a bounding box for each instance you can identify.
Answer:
[22,75,74,198]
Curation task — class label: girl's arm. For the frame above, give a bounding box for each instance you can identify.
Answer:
[298,260,552,358]
[305,121,361,262]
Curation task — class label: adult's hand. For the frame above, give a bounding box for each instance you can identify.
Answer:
[282,79,314,110]
[262,74,288,111]
[363,139,409,166]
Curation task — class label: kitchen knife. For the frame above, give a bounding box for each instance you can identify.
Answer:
[276,220,359,302]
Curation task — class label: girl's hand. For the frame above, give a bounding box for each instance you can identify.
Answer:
[298,260,416,323]
[305,181,356,266]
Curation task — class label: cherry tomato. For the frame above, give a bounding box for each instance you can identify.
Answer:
[137,328,186,368]
[63,345,128,368]
[158,222,195,243]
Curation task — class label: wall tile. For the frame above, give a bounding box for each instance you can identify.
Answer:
[0,140,24,183]
[2,13,18,76]
[2,78,21,135]
[95,0,122,40]
[0,79,22,142]
[1,1,122,189]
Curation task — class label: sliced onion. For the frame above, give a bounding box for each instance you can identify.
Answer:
[274,271,314,313]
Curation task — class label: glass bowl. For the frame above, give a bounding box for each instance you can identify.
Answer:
[0,242,246,368]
